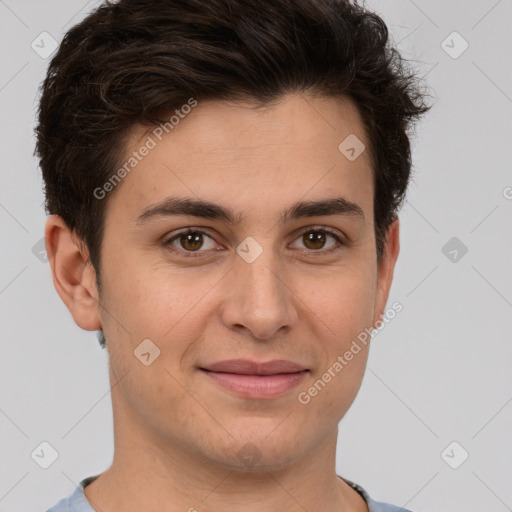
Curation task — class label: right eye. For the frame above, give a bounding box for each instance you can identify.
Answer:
[163,229,222,257]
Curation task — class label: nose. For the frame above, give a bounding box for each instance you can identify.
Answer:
[220,246,299,340]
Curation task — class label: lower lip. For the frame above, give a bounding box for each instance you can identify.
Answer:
[201,369,308,399]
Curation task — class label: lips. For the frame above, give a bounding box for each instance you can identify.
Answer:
[201,359,307,375]
[199,359,309,399]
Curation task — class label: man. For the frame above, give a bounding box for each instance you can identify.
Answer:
[38,0,430,510]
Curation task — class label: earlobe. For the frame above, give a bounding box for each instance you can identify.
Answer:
[45,215,102,331]
[372,218,400,328]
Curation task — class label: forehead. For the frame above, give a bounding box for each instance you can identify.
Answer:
[104,93,374,224]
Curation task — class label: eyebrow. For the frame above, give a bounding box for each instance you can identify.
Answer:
[136,196,365,227]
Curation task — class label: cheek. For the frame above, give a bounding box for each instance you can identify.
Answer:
[101,270,222,396]
[297,326,370,424]
[102,254,210,331]
[306,265,376,337]
[298,267,374,404]
[320,353,369,421]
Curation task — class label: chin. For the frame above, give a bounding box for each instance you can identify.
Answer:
[201,430,308,472]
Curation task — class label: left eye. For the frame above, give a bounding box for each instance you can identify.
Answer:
[163,228,344,256]
[291,229,344,251]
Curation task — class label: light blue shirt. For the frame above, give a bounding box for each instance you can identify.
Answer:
[46,474,413,512]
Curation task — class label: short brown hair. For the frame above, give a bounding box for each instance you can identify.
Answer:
[35,0,431,346]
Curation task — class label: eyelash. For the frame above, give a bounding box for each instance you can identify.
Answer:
[162,227,347,258]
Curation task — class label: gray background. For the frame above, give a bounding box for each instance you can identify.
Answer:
[1,1,511,511]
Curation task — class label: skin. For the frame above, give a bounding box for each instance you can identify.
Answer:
[45,92,400,512]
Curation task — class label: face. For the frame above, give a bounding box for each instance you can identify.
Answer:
[60,92,399,471]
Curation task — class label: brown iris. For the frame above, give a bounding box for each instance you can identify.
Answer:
[179,231,204,251]
[302,231,328,250]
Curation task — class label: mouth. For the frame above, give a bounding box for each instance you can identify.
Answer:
[199,359,309,399]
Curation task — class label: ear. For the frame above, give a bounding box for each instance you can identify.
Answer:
[44,215,102,331]
[372,217,400,328]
